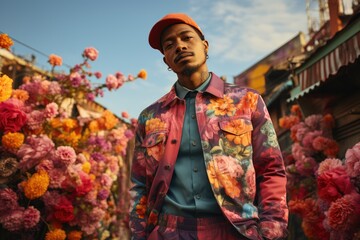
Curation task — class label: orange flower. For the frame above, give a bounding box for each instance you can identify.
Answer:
[136,196,147,219]
[67,230,82,240]
[137,69,147,80]
[23,170,50,199]
[0,74,13,102]
[45,228,66,240]
[1,132,25,149]
[102,110,119,130]
[223,119,252,146]
[208,95,235,116]
[48,54,63,67]
[11,89,29,102]
[0,33,14,50]
[237,91,258,112]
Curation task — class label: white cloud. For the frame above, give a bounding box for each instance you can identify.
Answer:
[188,0,308,66]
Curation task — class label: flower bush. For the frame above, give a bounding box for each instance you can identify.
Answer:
[279,105,360,239]
[0,34,146,239]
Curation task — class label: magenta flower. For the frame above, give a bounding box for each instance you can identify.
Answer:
[23,206,40,229]
[17,135,55,171]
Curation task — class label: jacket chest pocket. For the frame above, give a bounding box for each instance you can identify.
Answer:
[142,131,167,162]
[218,118,253,147]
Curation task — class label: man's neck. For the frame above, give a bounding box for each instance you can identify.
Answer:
[177,70,210,90]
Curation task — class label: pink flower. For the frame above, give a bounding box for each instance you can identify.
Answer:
[44,102,59,119]
[317,166,354,203]
[83,47,99,61]
[317,158,343,175]
[69,72,82,87]
[302,130,322,149]
[17,135,55,171]
[26,110,45,130]
[304,114,322,130]
[54,146,77,167]
[115,71,124,79]
[94,71,102,79]
[23,206,40,229]
[121,111,129,118]
[0,98,27,132]
[0,188,19,218]
[128,74,134,81]
[105,74,119,91]
[48,81,62,95]
[1,208,24,231]
[295,156,318,176]
[327,193,360,231]
[345,142,360,177]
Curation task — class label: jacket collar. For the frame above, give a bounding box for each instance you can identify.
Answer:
[160,72,225,108]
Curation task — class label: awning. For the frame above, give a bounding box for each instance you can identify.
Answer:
[299,31,360,90]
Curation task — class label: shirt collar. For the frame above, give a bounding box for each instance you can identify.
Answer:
[175,73,212,99]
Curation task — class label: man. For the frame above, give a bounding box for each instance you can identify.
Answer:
[129,13,288,240]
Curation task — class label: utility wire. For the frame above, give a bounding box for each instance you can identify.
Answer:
[0,30,72,69]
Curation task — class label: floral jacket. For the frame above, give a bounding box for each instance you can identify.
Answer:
[129,73,288,240]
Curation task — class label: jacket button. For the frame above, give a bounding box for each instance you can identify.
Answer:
[164,165,171,170]
[171,139,177,144]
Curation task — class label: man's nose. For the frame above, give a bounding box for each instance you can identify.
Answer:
[175,41,186,53]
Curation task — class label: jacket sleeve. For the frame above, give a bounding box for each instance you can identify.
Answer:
[129,121,147,240]
[251,94,289,240]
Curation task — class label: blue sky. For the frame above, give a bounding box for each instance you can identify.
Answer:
[1,0,309,119]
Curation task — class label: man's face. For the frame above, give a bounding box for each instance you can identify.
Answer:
[161,23,208,76]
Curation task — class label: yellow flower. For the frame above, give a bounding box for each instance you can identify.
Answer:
[45,229,66,240]
[0,74,13,102]
[1,132,25,149]
[48,54,63,67]
[0,33,14,50]
[67,230,82,240]
[82,161,91,174]
[11,89,29,102]
[23,170,50,200]
[207,95,236,116]
[137,69,147,80]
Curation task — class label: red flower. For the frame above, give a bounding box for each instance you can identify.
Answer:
[0,98,27,133]
[327,193,360,232]
[75,172,93,196]
[54,196,75,222]
[317,167,354,203]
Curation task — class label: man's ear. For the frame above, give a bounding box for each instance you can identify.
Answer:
[163,57,168,66]
[203,40,209,53]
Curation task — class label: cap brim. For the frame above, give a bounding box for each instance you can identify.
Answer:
[148,18,185,52]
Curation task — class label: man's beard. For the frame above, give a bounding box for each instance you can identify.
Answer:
[180,51,207,76]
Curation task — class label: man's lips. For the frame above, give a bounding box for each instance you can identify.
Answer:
[174,52,194,63]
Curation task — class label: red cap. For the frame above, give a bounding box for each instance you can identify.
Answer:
[148,13,203,52]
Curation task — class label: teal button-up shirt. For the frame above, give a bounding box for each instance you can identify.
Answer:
[162,74,222,217]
